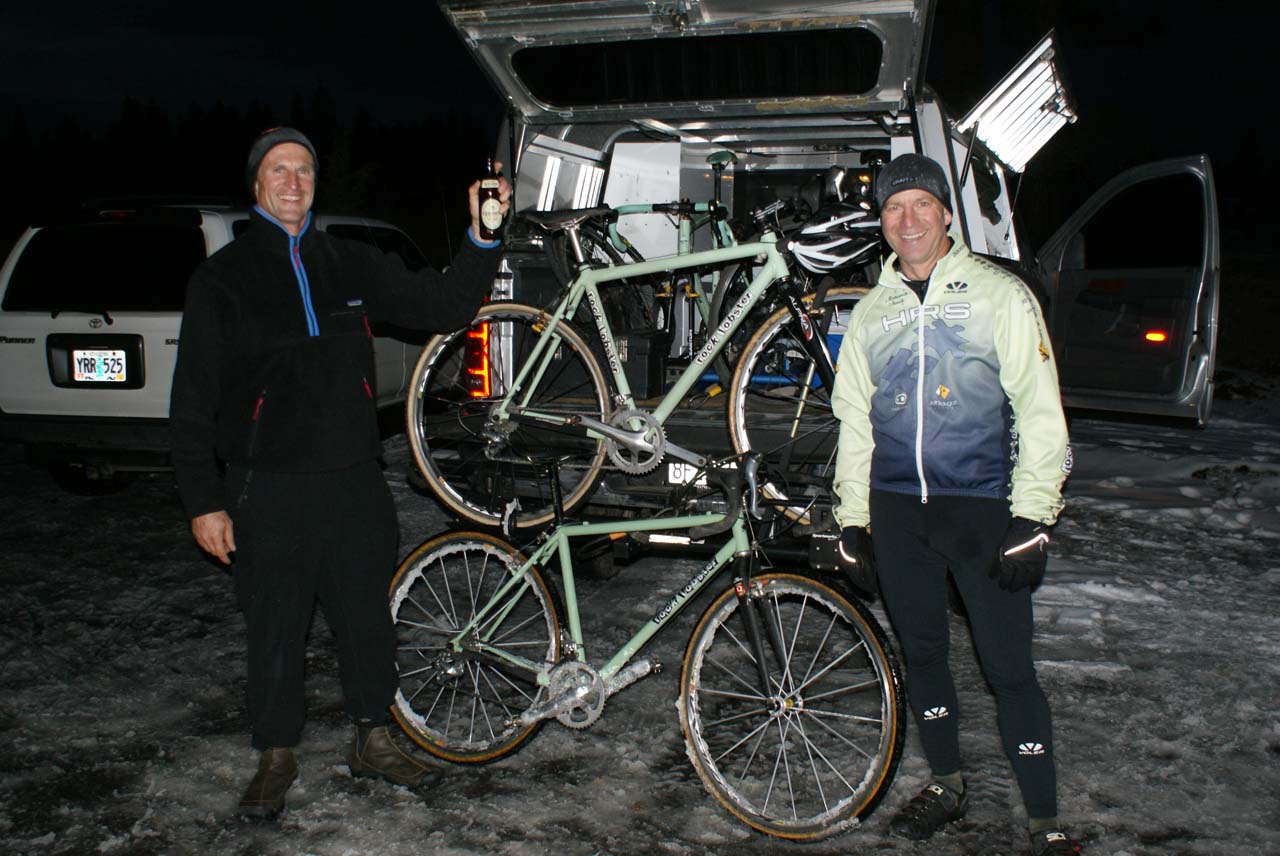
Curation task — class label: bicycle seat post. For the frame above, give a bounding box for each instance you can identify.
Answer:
[707,150,737,249]
[546,457,565,527]
[564,222,589,269]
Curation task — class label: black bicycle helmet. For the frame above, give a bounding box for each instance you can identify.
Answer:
[787,204,880,274]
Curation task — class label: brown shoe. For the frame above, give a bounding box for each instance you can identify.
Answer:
[349,725,431,787]
[237,748,298,820]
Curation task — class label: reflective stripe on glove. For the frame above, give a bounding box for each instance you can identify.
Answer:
[991,517,1050,592]
[838,526,878,598]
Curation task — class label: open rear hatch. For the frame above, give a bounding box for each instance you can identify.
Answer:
[438,0,933,126]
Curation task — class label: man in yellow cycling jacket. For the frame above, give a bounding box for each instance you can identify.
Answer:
[831,153,1078,856]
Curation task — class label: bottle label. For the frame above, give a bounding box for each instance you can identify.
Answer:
[480,198,503,231]
[481,178,499,189]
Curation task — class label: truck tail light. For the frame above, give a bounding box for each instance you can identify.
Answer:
[464,322,490,398]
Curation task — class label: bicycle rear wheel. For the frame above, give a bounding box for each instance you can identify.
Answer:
[679,573,904,840]
[406,302,609,529]
[726,287,866,525]
[389,531,561,763]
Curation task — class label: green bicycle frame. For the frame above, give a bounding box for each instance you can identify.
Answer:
[446,510,753,686]
[607,201,736,324]
[490,234,791,438]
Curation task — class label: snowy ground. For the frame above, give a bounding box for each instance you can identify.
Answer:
[2,370,1278,856]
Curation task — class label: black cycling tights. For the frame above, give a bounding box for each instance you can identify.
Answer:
[870,489,1057,820]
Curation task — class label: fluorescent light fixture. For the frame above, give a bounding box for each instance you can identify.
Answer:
[573,163,605,208]
[956,30,1077,173]
[537,156,562,211]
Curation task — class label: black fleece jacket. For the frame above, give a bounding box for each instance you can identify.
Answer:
[170,210,501,518]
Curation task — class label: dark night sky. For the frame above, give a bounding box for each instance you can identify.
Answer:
[0,1,1272,250]
[928,1,1274,244]
[0,2,494,129]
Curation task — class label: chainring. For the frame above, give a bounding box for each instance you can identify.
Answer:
[548,661,607,729]
[604,408,666,475]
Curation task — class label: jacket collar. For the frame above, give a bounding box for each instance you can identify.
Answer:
[878,232,966,291]
[249,205,313,244]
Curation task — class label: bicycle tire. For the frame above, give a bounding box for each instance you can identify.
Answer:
[406,302,610,530]
[679,572,904,840]
[726,287,867,526]
[389,531,561,763]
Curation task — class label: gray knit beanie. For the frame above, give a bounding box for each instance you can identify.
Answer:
[875,153,951,211]
[245,127,318,191]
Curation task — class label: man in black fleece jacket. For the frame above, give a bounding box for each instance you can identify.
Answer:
[169,127,510,819]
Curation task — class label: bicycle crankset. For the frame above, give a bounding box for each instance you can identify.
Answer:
[548,661,607,729]
[604,408,666,475]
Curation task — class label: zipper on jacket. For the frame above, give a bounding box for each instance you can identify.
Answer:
[235,469,255,508]
[252,205,320,337]
[913,280,930,505]
[290,236,320,336]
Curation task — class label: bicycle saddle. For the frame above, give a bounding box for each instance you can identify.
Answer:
[521,206,618,232]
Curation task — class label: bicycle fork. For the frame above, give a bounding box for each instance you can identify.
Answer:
[768,277,839,477]
[777,275,838,393]
[732,553,791,702]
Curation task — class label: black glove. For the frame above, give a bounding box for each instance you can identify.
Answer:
[838,526,877,597]
[992,517,1050,592]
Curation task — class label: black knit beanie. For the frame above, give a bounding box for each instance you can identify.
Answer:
[245,127,318,191]
[875,153,952,211]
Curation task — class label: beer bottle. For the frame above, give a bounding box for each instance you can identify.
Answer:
[479,157,503,241]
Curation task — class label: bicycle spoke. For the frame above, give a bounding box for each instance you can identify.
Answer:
[798,704,885,763]
[725,717,775,782]
[393,616,456,637]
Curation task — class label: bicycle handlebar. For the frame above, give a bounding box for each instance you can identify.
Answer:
[687,452,762,541]
[645,200,729,222]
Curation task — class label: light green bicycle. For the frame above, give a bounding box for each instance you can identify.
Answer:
[388,454,905,840]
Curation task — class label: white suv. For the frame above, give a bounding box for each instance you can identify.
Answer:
[0,204,429,490]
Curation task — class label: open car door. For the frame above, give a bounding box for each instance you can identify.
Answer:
[1036,155,1220,425]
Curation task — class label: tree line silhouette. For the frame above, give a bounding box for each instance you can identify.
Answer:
[0,88,498,267]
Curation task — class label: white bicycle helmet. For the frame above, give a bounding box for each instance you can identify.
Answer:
[787,205,880,274]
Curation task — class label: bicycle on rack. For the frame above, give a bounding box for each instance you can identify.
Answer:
[405,200,882,531]
[387,453,905,840]
[541,150,752,385]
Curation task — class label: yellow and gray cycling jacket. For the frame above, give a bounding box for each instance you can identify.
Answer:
[832,236,1071,528]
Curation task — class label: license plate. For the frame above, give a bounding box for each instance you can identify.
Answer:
[667,462,706,486]
[73,349,127,383]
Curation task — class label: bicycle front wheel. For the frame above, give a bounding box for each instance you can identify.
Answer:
[726,287,866,525]
[680,573,903,840]
[406,302,609,529]
[389,531,561,763]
